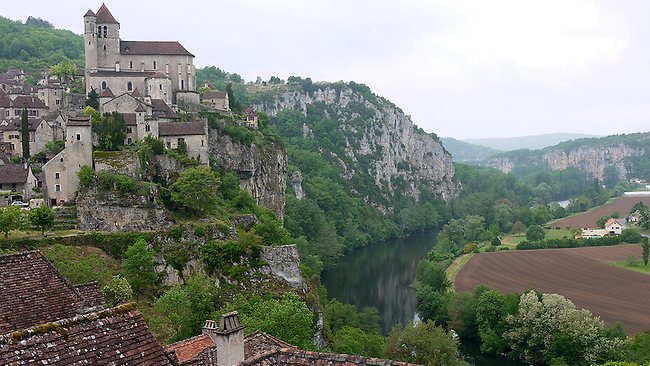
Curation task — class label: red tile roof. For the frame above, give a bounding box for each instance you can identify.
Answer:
[84,9,96,17]
[0,307,174,365]
[100,87,115,98]
[0,117,44,132]
[11,95,47,109]
[121,40,194,57]
[203,91,227,99]
[95,3,119,24]
[0,251,85,333]
[67,116,92,126]
[236,349,420,366]
[73,282,106,307]
[605,218,619,227]
[123,112,137,126]
[166,334,215,363]
[159,121,205,136]
[131,87,143,98]
[152,98,178,118]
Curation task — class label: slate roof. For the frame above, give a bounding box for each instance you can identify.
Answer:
[73,282,106,307]
[0,251,84,333]
[131,87,143,98]
[67,116,92,126]
[96,3,119,24]
[120,41,194,57]
[0,164,30,184]
[0,96,10,108]
[158,121,205,136]
[123,113,137,126]
[0,307,174,365]
[152,99,178,118]
[11,95,47,109]
[203,91,227,99]
[84,9,96,17]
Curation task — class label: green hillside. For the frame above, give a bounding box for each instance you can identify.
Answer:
[465,133,600,151]
[441,137,501,162]
[0,16,83,73]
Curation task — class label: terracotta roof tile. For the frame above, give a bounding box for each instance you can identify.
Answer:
[121,40,194,57]
[203,91,227,99]
[84,9,96,17]
[0,251,85,333]
[166,334,215,363]
[96,3,119,24]
[131,87,143,98]
[0,308,174,365]
[123,112,137,126]
[152,99,177,118]
[159,121,205,136]
[73,282,106,307]
[236,348,420,366]
[100,87,115,98]
[11,95,47,109]
[67,116,92,126]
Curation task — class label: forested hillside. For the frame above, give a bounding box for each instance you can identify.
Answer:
[0,16,83,74]
[440,137,501,162]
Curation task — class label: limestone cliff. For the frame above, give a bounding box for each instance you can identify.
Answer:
[209,131,288,220]
[483,133,650,180]
[253,84,459,208]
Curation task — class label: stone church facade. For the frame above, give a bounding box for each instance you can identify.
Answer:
[83,4,199,107]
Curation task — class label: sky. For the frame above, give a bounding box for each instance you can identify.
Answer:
[3,1,650,139]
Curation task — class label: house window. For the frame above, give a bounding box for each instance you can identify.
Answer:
[153,61,157,70]
[129,61,133,69]
[55,184,61,192]
[103,26,107,38]
[55,100,61,105]
[127,127,133,133]
[76,134,81,141]
[127,82,133,91]
[181,80,184,90]
[159,84,162,91]
[145,124,150,132]
[101,81,107,90]
[166,141,171,149]
[103,44,107,51]
[127,137,132,144]
[55,172,60,180]
[11,183,16,192]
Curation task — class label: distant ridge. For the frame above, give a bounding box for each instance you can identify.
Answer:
[440,137,502,162]
[463,133,600,151]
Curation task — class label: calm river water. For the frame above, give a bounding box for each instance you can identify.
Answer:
[321,229,522,366]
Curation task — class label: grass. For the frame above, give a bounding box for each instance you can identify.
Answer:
[3,229,80,241]
[41,244,121,287]
[501,228,575,247]
[609,256,650,275]
[446,253,474,290]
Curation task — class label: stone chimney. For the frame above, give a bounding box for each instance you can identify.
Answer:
[202,311,244,366]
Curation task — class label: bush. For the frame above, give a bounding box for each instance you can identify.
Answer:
[97,170,116,189]
[78,166,95,187]
[463,243,478,254]
[115,174,136,193]
[102,275,133,307]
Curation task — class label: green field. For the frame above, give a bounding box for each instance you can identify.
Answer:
[609,256,650,275]
[501,228,575,247]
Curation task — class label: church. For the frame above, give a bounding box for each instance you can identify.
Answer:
[83,4,199,107]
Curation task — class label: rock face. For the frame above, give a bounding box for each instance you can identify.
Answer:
[209,131,287,220]
[484,143,646,180]
[291,171,305,200]
[259,245,307,292]
[77,185,173,232]
[255,85,459,207]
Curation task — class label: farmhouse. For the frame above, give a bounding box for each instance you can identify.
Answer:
[605,218,623,235]
[0,163,38,205]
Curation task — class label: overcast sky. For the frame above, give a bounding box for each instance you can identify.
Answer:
[4,1,649,139]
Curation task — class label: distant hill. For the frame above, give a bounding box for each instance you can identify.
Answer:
[441,137,501,162]
[0,15,83,73]
[464,133,600,151]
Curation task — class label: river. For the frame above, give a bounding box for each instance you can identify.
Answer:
[321,229,522,366]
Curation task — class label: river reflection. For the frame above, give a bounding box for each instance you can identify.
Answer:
[321,230,435,334]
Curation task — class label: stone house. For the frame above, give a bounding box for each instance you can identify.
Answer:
[83,4,199,106]
[202,90,229,111]
[243,108,258,128]
[159,120,209,163]
[2,95,49,118]
[42,116,93,206]
[37,80,64,111]
[0,117,56,158]
[0,163,38,205]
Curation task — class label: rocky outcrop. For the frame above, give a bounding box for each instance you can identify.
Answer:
[543,145,643,180]
[291,171,305,200]
[259,245,307,292]
[77,185,173,232]
[255,86,459,207]
[209,132,287,220]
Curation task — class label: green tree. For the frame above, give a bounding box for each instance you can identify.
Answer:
[86,88,100,109]
[526,224,546,242]
[0,205,24,238]
[642,237,649,266]
[49,61,76,85]
[331,326,385,358]
[384,321,468,366]
[93,112,126,151]
[77,165,94,187]
[170,166,221,215]
[44,140,65,156]
[225,83,242,113]
[121,238,158,297]
[102,275,133,307]
[21,107,29,162]
[29,205,54,235]
[597,215,610,228]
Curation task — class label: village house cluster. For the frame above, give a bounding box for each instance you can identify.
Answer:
[0,4,256,208]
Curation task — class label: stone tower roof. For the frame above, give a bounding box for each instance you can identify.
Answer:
[84,9,96,17]
[95,3,119,24]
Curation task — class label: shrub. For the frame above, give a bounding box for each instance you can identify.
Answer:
[463,243,478,254]
[78,166,95,187]
[97,170,116,189]
[115,174,136,193]
[102,275,133,307]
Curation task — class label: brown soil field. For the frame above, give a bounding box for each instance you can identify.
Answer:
[455,244,650,334]
[550,196,650,228]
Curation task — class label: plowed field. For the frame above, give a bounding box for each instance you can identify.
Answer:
[550,196,650,228]
[455,244,650,334]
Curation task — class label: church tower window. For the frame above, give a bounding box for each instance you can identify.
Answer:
[101,81,107,91]
[103,45,107,51]
[127,82,133,91]
[153,61,157,70]
[103,26,107,38]
[97,26,102,38]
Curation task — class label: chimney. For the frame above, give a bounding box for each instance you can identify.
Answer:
[202,312,244,366]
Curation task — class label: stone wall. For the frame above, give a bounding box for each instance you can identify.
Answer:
[94,150,141,178]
